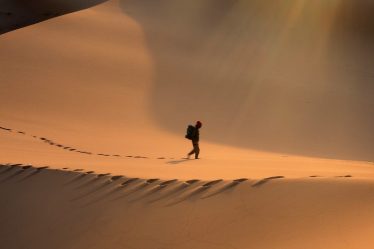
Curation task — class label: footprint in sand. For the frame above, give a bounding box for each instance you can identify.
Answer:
[159,179,178,187]
[111,175,124,181]
[202,179,223,188]
[37,166,49,170]
[185,179,200,185]
[18,166,49,181]
[11,163,23,166]
[336,175,352,178]
[0,127,12,132]
[146,178,159,184]
[120,178,139,186]
[97,173,111,178]
[252,176,285,187]
[134,156,148,159]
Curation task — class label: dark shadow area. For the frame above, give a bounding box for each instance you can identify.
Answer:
[119,0,374,161]
[128,181,178,203]
[111,180,159,202]
[70,180,113,201]
[0,165,17,175]
[73,175,102,190]
[0,169,26,183]
[17,166,49,182]
[107,178,143,201]
[166,186,210,206]
[63,173,91,186]
[111,175,125,181]
[0,0,108,35]
[82,180,132,206]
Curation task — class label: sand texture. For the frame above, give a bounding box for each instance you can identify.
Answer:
[1,164,374,249]
[0,0,373,248]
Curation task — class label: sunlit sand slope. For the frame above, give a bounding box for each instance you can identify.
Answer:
[1,164,374,249]
[1,0,373,162]
[1,125,374,180]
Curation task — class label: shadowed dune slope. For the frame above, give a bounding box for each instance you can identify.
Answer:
[120,0,374,161]
[0,164,374,249]
[0,0,107,34]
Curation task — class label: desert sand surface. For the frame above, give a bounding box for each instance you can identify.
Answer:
[1,0,374,248]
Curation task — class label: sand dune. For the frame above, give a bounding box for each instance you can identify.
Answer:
[1,0,373,248]
[120,0,374,161]
[1,0,373,162]
[1,164,374,249]
[1,124,373,180]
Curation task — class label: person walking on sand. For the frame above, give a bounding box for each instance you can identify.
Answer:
[185,121,202,159]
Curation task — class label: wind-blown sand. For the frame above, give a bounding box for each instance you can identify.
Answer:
[1,0,373,248]
[1,164,374,249]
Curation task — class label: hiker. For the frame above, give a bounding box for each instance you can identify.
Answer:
[186,121,202,159]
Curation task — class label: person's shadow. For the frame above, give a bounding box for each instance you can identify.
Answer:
[167,159,191,165]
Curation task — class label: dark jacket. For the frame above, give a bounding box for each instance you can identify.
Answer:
[192,127,200,143]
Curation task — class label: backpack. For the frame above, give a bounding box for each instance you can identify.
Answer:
[185,125,195,140]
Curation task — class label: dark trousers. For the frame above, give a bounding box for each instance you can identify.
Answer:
[188,142,200,159]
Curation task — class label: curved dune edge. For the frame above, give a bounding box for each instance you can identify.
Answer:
[1,163,374,249]
[0,163,357,187]
[1,125,373,181]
